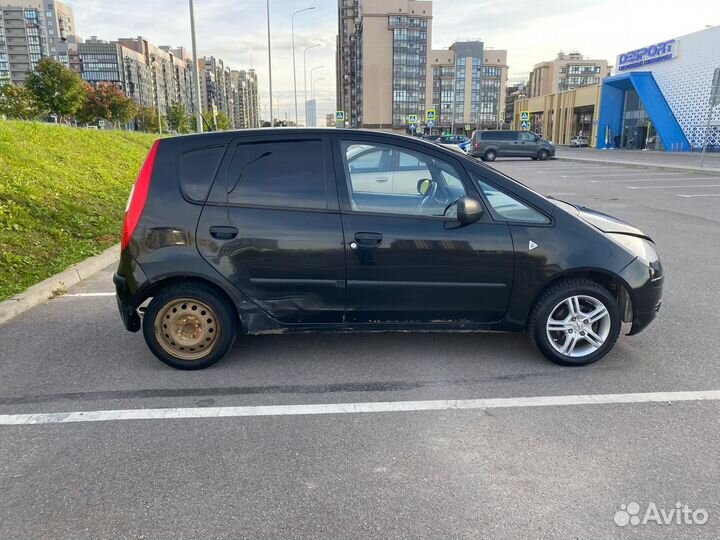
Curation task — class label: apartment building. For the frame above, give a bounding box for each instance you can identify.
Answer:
[229,69,260,129]
[337,0,433,129]
[0,0,76,84]
[429,42,508,133]
[528,52,610,98]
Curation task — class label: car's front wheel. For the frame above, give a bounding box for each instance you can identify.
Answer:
[529,279,621,366]
[483,149,497,162]
[538,149,550,160]
[142,283,238,370]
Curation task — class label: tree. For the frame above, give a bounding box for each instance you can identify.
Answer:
[167,102,190,133]
[25,58,85,123]
[215,111,231,131]
[0,82,46,120]
[77,83,136,127]
[134,106,165,133]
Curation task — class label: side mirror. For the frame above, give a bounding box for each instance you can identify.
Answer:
[417,178,431,195]
[457,196,484,225]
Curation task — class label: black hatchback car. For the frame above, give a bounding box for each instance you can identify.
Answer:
[115,129,663,370]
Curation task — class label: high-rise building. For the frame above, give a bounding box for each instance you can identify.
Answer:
[229,69,260,129]
[505,82,527,126]
[528,52,610,98]
[337,0,433,129]
[430,42,508,133]
[0,0,77,84]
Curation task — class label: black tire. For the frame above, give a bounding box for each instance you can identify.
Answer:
[531,156,538,161]
[142,283,238,370]
[484,149,497,162]
[537,149,550,161]
[528,279,621,366]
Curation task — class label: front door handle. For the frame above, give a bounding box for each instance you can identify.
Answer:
[375,176,389,183]
[210,226,238,240]
[354,232,383,246]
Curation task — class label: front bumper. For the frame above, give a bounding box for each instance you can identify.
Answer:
[619,257,664,335]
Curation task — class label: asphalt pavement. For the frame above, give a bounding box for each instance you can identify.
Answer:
[1,157,719,539]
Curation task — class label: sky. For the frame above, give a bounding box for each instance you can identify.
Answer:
[67,0,718,123]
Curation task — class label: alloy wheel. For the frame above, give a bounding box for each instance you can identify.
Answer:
[545,295,611,358]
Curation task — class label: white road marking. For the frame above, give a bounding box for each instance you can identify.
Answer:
[677,193,720,198]
[2,390,720,426]
[590,177,718,183]
[562,172,682,178]
[627,184,720,190]
[59,293,116,298]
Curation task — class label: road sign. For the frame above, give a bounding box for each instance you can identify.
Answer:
[408,114,418,124]
[520,120,531,130]
[98,119,105,128]
[335,111,345,121]
[464,124,471,131]
[409,123,417,132]
[520,111,529,122]
[427,120,435,128]
[426,109,436,122]
[711,67,720,107]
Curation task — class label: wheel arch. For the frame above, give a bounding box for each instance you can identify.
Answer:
[526,268,634,329]
[133,275,242,328]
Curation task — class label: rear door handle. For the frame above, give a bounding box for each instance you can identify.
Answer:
[210,226,238,240]
[354,232,383,246]
[375,176,389,183]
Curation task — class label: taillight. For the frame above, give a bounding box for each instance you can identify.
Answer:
[122,140,160,250]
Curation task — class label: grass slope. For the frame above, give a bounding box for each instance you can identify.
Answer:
[0,120,158,300]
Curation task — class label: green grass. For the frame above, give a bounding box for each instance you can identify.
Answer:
[0,120,158,300]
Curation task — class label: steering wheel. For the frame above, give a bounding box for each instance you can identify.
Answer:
[416,179,440,215]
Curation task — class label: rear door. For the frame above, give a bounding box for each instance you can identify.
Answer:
[196,133,345,324]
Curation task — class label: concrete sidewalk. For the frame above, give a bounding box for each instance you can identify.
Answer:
[556,147,720,176]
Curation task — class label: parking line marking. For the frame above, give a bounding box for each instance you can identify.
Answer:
[627,184,720,190]
[2,390,720,426]
[590,177,718,183]
[562,172,683,178]
[59,293,115,298]
[677,193,720,198]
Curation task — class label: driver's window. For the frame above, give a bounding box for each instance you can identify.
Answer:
[342,141,467,217]
[520,132,535,142]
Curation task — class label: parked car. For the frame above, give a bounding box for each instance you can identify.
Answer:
[571,136,589,147]
[115,129,663,370]
[434,135,471,153]
[468,130,555,161]
[420,134,440,141]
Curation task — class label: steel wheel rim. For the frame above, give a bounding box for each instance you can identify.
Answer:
[546,295,611,358]
[154,298,220,361]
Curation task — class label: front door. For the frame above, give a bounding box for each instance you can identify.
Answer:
[518,131,539,156]
[335,137,515,324]
[197,134,345,324]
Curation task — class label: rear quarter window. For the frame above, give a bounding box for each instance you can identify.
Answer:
[179,145,226,202]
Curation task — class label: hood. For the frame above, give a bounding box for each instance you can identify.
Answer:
[550,199,651,239]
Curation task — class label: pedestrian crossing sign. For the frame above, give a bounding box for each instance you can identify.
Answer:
[426,109,436,122]
[335,111,345,121]
[408,114,418,124]
[520,111,530,122]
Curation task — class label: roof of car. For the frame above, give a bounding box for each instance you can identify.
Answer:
[162,127,432,143]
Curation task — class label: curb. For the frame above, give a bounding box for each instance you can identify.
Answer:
[555,155,720,177]
[0,244,120,325]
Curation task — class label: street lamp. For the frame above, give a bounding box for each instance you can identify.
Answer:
[266,0,274,127]
[189,0,203,132]
[303,43,321,126]
[151,58,162,135]
[292,6,315,126]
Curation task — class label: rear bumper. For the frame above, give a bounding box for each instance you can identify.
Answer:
[619,257,664,335]
[114,272,141,332]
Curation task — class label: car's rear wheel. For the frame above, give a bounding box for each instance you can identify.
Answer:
[142,283,237,370]
[483,149,497,162]
[529,279,621,366]
[537,149,550,161]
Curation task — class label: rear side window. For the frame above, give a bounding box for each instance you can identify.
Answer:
[226,140,327,209]
[179,146,226,202]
